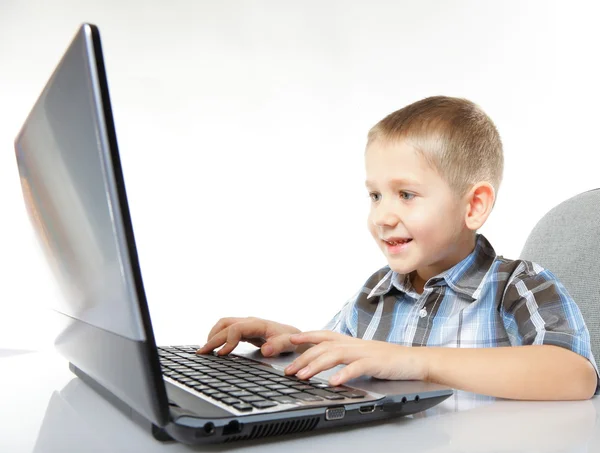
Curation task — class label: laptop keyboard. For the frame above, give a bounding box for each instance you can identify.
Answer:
[158,346,366,412]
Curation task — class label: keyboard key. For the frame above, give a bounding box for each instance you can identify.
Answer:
[211,393,229,400]
[245,376,265,382]
[265,384,287,390]
[182,371,206,378]
[270,377,291,382]
[252,400,278,409]
[208,373,231,380]
[211,382,235,389]
[324,387,348,393]
[289,393,323,402]
[224,378,246,385]
[221,397,240,405]
[233,403,253,412]
[278,388,300,395]
[257,391,282,398]
[339,391,366,399]
[245,386,269,393]
[230,390,253,397]
[307,389,344,400]
[217,386,241,393]
[180,378,197,385]
[240,396,266,403]
[201,378,221,385]
[272,396,296,404]
[237,383,259,389]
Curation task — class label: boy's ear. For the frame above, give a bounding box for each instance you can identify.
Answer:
[464,182,495,231]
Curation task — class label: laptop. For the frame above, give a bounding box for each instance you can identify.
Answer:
[13,23,453,445]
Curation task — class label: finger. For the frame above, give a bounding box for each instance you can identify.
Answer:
[198,319,262,354]
[215,320,269,356]
[289,330,342,345]
[261,333,296,357]
[284,343,332,376]
[295,350,349,380]
[329,359,371,386]
[216,325,244,356]
[206,317,242,342]
[197,328,230,354]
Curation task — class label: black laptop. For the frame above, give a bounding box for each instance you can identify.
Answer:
[13,23,452,445]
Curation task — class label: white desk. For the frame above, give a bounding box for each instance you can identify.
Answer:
[2,349,599,453]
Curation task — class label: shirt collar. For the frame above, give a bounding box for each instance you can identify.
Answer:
[366,234,497,301]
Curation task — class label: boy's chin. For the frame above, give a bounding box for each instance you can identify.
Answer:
[386,261,417,276]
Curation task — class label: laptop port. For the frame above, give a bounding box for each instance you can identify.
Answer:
[325,407,346,420]
[223,420,242,435]
[358,405,375,414]
[203,422,215,435]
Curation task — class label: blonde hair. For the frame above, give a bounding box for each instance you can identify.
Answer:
[367,96,503,197]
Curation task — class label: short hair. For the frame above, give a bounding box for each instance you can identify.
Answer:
[367,96,503,197]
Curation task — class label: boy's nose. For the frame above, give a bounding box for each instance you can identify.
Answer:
[372,208,400,228]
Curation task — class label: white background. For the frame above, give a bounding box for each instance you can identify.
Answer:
[1,0,598,351]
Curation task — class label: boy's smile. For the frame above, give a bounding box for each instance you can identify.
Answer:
[365,139,476,292]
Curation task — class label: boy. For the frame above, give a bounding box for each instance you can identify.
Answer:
[198,96,599,400]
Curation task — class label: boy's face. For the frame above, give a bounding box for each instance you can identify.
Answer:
[365,139,473,285]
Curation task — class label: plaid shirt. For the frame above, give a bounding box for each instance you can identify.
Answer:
[326,234,600,394]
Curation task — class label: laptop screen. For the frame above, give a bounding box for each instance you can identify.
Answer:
[14,24,169,426]
[14,26,146,342]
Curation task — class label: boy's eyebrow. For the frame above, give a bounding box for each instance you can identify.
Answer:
[365,178,421,188]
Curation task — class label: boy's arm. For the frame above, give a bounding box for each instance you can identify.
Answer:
[423,344,597,400]
[287,332,598,400]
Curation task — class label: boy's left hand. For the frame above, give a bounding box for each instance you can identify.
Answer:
[286,331,428,386]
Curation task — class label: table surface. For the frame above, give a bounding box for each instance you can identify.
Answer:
[2,348,599,453]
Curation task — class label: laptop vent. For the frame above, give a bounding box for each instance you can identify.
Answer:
[224,416,320,442]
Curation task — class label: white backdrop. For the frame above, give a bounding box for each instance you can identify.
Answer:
[1,0,598,351]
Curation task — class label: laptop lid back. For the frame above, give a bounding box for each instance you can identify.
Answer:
[14,24,169,426]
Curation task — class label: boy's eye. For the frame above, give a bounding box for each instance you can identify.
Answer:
[369,192,381,202]
[399,191,415,200]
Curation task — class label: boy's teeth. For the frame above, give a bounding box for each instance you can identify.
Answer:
[386,238,412,246]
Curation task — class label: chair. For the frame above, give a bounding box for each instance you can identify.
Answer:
[519,188,600,363]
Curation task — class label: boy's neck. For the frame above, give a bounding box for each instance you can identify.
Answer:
[410,233,478,294]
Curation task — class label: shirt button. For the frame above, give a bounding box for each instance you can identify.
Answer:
[419,308,427,318]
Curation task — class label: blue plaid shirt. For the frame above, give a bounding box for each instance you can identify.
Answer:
[326,234,600,394]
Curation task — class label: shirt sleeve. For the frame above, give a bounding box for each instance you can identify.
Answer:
[323,291,359,337]
[500,261,600,395]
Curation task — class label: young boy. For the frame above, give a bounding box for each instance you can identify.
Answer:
[198,96,599,400]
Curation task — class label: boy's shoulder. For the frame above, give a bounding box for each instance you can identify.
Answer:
[491,256,570,310]
[492,255,560,288]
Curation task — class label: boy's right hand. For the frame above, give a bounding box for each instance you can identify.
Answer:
[196,317,301,357]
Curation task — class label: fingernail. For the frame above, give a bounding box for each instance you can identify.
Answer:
[297,367,309,378]
[262,345,273,356]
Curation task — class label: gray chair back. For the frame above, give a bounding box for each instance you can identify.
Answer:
[520,189,600,363]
